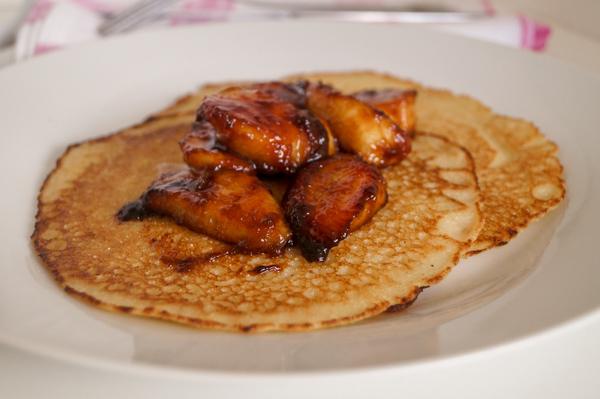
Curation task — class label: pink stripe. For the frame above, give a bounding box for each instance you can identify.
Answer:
[169,0,235,25]
[34,43,60,55]
[333,0,385,5]
[480,0,496,16]
[518,14,551,52]
[71,0,121,13]
[178,0,234,11]
[25,0,54,23]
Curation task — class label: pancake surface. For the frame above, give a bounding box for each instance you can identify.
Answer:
[32,77,484,331]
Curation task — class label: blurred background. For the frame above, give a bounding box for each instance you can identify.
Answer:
[499,0,600,40]
[1,0,599,70]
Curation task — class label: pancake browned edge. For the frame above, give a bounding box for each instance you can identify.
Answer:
[31,74,484,333]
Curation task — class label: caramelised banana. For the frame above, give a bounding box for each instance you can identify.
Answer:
[199,83,329,175]
[249,81,306,107]
[352,88,417,138]
[120,81,411,262]
[117,168,291,254]
[252,81,338,156]
[305,82,411,167]
[282,153,387,262]
[179,121,256,173]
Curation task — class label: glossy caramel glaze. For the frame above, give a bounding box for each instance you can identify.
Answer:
[282,153,387,262]
[352,88,417,138]
[314,114,338,156]
[118,168,291,254]
[249,81,306,107]
[199,83,329,175]
[179,121,256,173]
[305,82,411,167]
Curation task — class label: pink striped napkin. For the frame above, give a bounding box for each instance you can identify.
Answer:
[14,0,551,61]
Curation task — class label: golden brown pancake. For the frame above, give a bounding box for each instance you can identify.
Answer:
[32,80,483,331]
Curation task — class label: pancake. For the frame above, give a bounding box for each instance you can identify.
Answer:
[32,81,483,331]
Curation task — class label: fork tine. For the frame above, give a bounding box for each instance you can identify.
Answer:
[98,0,183,36]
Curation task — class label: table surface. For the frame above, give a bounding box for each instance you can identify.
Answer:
[1,1,599,398]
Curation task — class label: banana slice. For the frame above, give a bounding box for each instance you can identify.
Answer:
[305,82,411,167]
[179,121,256,173]
[117,168,291,254]
[199,83,329,175]
[282,153,387,261]
[352,88,417,137]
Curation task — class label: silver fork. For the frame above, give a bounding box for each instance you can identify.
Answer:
[98,0,181,36]
[98,0,489,36]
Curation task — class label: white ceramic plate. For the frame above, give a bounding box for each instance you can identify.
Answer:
[1,21,599,376]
